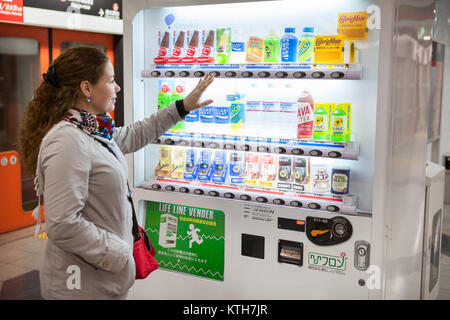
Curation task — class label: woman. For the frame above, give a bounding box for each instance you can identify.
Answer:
[17,46,214,300]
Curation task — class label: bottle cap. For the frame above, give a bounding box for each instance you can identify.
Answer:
[284,27,295,33]
[303,27,314,33]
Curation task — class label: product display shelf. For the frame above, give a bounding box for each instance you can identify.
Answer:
[153,132,359,160]
[141,177,358,216]
[141,63,362,80]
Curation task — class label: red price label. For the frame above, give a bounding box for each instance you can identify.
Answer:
[0,0,23,23]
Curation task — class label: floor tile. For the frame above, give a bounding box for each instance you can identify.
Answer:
[0,247,31,264]
[0,262,33,282]
[0,270,42,300]
[8,253,44,271]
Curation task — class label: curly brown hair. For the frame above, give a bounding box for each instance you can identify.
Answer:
[17,46,109,175]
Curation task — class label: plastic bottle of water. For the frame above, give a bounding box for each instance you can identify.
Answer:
[245,82,263,137]
[279,83,298,139]
[214,93,231,135]
[261,83,281,138]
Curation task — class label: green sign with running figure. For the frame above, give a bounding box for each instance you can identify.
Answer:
[145,201,225,281]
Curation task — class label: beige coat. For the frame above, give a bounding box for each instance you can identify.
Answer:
[37,103,180,299]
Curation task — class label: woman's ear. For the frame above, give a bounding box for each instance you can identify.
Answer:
[79,80,91,99]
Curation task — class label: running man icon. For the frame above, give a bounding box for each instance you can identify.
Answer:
[187,224,204,248]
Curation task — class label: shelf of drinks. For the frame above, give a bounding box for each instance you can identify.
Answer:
[141,63,362,80]
[152,132,359,160]
[141,177,358,216]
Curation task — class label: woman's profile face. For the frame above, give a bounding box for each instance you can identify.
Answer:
[89,60,120,114]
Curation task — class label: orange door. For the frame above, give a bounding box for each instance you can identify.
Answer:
[51,29,116,119]
[0,23,49,233]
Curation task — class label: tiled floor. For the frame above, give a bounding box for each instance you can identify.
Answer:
[1,209,450,300]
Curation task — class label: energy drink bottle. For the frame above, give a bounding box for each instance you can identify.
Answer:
[298,27,314,62]
[229,92,246,136]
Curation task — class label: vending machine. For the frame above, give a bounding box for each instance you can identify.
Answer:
[123,0,436,299]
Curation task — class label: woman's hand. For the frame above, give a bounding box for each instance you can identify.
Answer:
[183,74,214,111]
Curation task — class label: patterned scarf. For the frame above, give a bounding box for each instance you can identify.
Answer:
[64,107,115,140]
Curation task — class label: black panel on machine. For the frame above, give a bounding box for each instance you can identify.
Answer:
[241,233,265,259]
[306,216,352,246]
[278,217,305,232]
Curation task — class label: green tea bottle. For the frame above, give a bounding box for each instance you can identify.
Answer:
[263,30,280,63]
[331,107,347,142]
[313,104,330,140]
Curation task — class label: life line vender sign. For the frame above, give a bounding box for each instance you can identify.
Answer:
[145,201,225,281]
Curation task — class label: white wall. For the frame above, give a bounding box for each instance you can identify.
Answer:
[436,0,450,164]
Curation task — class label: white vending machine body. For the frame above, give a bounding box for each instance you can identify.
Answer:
[123,0,435,300]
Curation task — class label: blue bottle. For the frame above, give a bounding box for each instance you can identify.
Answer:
[281,27,298,62]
